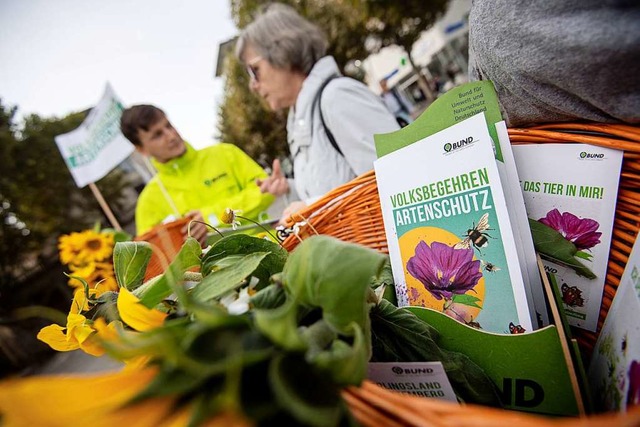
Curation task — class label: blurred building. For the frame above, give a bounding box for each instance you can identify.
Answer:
[361,0,471,109]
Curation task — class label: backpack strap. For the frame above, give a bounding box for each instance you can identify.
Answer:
[312,74,343,156]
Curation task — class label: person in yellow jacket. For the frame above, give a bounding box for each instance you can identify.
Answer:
[120,104,274,244]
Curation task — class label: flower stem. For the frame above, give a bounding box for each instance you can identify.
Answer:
[237,215,281,245]
[188,220,224,238]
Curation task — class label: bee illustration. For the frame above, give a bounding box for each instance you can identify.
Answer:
[480,260,501,273]
[509,322,526,334]
[561,283,584,307]
[455,213,493,251]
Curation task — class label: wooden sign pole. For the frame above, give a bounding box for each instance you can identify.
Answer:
[88,182,122,231]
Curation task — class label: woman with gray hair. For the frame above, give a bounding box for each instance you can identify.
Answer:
[236,3,399,222]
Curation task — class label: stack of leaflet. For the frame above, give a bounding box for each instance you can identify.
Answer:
[369,80,628,415]
[373,81,546,334]
[512,144,623,332]
[588,232,640,411]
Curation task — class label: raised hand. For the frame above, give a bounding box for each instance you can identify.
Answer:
[256,158,289,197]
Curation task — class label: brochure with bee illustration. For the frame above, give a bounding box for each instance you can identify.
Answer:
[374,112,534,334]
[512,144,623,332]
[588,232,640,412]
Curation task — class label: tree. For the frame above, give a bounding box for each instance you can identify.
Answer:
[360,0,450,100]
[218,52,289,168]
[0,99,132,375]
[0,100,132,288]
[221,0,372,166]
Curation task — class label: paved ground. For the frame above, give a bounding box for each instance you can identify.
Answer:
[31,350,124,375]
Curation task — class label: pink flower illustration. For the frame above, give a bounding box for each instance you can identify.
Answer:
[407,241,482,301]
[539,208,601,250]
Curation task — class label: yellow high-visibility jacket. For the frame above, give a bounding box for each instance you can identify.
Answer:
[135,142,273,236]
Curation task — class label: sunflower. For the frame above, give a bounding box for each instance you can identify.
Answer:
[75,230,114,263]
[59,230,114,265]
[67,261,97,287]
[58,231,85,265]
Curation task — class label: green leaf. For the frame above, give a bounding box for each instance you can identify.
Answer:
[575,250,594,261]
[202,234,287,288]
[103,228,133,243]
[113,241,153,291]
[452,293,483,309]
[307,321,369,386]
[282,236,386,336]
[370,257,397,305]
[138,238,202,308]
[528,219,596,279]
[268,353,344,427]
[370,301,502,407]
[254,299,306,350]
[250,283,287,309]
[191,252,268,302]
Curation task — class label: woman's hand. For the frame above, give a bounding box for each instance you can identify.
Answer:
[257,159,289,197]
[279,201,308,225]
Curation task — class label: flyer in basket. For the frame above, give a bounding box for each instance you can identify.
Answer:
[374,112,533,334]
[375,81,548,329]
[588,231,640,411]
[512,144,623,331]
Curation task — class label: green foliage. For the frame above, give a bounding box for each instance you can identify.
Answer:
[220,0,453,163]
[370,299,503,407]
[361,0,450,53]
[217,54,289,166]
[0,97,137,375]
[0,100,131,286]
[114,241,153,291]
[360,0,450,99]
[220,0,373,166]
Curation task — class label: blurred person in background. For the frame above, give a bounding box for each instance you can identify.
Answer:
[468,0,640,127]
[379,78,414,127]
[120,104,275,244]
[236,3,399,223]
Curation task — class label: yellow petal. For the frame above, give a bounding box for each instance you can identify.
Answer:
[66,313,94,344]
[0,368,166,427]
[93,317,119,341]
[36,324,79,352]
[71,288,97,314]
[117,288,167,332]
[79,339,106,356]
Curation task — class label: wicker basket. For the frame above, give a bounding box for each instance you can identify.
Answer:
[280,122,640,424]
[343,380,640,427]
[282,123,640,356]
[134,217,193,280]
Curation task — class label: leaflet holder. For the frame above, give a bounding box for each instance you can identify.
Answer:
[407,255,588,417]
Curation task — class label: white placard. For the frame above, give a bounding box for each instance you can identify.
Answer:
[55,83,134,188]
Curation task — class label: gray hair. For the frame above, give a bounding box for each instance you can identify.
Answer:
[235,3,328,75]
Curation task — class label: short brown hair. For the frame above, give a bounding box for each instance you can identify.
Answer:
[120,104,166,146]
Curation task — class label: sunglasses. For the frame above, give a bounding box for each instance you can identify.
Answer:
[246,56,263,83]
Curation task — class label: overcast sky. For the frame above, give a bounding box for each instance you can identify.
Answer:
[0,0,238,149]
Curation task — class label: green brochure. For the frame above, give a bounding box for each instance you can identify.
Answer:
[375,80,504,160]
